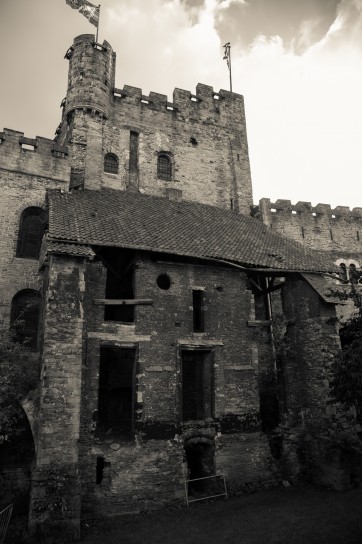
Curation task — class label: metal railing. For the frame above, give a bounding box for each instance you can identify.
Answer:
[0,504,13,543]
[184,474,228,506]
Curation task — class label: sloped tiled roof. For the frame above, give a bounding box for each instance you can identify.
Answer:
[45,240,96,258]
[302,273,351,304]
[47,189,337,273]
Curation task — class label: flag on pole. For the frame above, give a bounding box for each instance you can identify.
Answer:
[223,42,231,69]
[223,42,232,92]
[66,0,100,27]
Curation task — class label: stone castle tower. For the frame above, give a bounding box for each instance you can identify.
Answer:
[57,34,253,212]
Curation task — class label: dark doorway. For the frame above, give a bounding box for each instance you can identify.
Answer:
[181,350,213,421]
[97,347,136,438]
[185,441,215,493]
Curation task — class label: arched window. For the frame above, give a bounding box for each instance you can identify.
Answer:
[16,207,46,259]
[104,153,119,174]
[157,153,172,181]
[10,290,41,350]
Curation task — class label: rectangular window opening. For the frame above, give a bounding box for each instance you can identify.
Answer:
[102,248,135,322]
[181,350,213,421]
[192,290,204,332]
[21,143,36,151]
[97,346,136,439]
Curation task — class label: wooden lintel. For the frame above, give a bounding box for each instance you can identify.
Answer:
[93,299,153,306]
[247,320,272,327]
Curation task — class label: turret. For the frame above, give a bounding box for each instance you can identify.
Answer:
[64,34,115,120]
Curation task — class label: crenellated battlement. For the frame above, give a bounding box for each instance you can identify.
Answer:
[112,82,244,124]
[258,198,362,219]
[0,128,70,181]
[255,198,362,253]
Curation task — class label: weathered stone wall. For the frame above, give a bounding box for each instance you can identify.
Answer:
[256,198,362,256]
[0,131,69,329]
[75,253,278,515]
[279,276,343,483]
[28,254,88,540]
[281,277,339,427]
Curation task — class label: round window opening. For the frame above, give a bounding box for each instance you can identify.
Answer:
[157,274,171,290]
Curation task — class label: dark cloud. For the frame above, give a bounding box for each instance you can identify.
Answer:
[215,0,340,53]
[180,0,205,25]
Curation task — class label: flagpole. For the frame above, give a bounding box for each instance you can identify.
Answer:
[95,4,101,43]
[223,42,232,92]
[228,44,232,92]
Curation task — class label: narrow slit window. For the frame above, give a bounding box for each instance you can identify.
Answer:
[193,290,204,332]
[129,131,139,173]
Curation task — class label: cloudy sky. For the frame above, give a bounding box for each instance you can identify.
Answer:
[1,0,362,208]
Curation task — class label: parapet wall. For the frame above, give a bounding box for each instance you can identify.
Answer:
[112,83,246,128]
[0,128,70,182]
[255,198,362,253]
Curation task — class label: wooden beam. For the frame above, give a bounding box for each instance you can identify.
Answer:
[247,320,272,327]
[93,298,153,306]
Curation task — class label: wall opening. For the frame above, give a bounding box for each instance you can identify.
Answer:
[157,153,172,181]
[157,274,171,290]
[10,289,41,350]
[16,207,46,260]
[181,350,213,421]
[101,248,135,322]
[185,441,215,493]
[104,153,119,174]
[129,131,139,172]
[96,456,105,484]
[192,290,204,332]
[97,346,136,438]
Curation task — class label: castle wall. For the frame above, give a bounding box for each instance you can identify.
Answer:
[0,132,69,327]
[256,198,362,257]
